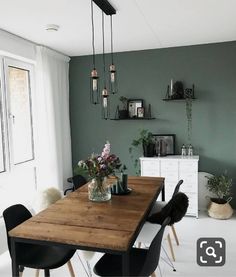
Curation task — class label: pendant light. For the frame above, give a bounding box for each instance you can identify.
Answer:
[109,15,117,94]
[101,11,110,119]
[90,0,100,104]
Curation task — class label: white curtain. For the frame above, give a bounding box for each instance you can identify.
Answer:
[35,46,72,190]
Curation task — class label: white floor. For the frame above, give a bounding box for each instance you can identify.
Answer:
[0,211,236,277]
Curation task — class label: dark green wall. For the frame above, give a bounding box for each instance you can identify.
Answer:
[69,41,236,207]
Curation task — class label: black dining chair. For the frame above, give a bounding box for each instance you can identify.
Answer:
[3,204,76,277]
[137,192,189,269]
[149,179,184,254]
[64,174,87,195]
[93,217,171,277]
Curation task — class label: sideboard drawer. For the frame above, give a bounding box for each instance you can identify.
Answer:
[164,181,177,201]
[141,160,160,177]
[179,161,198,173]
[181,181,197,193]
[161,160,178,173]
[179,172,197,192]
[161,171,178,182]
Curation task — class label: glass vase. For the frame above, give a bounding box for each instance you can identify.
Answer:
[88,177,111,202]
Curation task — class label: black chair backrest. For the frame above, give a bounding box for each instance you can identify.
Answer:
[3,204,32,255]
[140,217,171,276]
[148,192,189,226]
[172,179,183,198]
[72,175,87,190]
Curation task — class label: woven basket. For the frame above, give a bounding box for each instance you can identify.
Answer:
[207,198,233,219]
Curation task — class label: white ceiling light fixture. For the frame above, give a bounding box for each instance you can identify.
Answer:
[45,24,60,32]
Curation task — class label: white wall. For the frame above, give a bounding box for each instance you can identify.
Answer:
[198,172,214,211]
[0,29,36,62]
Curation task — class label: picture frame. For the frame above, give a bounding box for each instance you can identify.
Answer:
[137,107,145,118]
[152,134,175,156]
[128,99,143,118]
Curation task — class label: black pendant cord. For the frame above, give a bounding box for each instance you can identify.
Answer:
[102,11,106,88]
[91,0,96,68]
[110,15,114,65]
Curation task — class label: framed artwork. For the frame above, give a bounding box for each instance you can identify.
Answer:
[152,134,175,156]
[137,107,145,118]
[128,99,143,118]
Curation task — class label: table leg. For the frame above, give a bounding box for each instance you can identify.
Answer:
[162,186,165,201]
[122,252,129,276]
[11,238,19,277]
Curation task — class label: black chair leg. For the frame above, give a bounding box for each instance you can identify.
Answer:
[44,269,50,277]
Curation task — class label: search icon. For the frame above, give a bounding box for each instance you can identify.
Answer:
[206,246,217,258]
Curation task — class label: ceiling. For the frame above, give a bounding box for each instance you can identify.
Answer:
[0,0,236,57]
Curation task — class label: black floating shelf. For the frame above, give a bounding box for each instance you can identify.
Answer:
[110,117,156,120]
[163,98,197,101]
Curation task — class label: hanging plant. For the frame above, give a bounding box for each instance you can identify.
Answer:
[185,88,193,142]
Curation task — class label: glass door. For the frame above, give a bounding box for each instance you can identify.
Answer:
[0,77,6,173]
[1,57,36,199]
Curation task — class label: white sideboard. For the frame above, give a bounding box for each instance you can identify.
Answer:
[140,156,199,217]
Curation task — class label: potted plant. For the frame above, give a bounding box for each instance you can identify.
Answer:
[118,96,128,119]
[130,129,155,157]
[206,173,233,219]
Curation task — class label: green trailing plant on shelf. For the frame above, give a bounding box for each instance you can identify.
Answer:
[185,88,193,142]
[129,129,155,175]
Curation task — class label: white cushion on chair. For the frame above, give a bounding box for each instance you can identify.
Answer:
[150,201,167,215]
[81,251,95,261]
[136,222,170,245]
[137,222,161,244]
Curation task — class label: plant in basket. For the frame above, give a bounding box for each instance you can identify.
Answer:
[206,173,233,219]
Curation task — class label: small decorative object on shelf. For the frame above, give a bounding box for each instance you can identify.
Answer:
[117,96,128,119]
[128,99,143,118]
[76,141,123,202]
[112,99,155,120]
[137,107,145,118]
[163,82,196,101]
[181,144,187,156]
[188,144,194,156]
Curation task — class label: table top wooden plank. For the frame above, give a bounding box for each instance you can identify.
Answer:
[9,221,133,251]
[9,176,164,252]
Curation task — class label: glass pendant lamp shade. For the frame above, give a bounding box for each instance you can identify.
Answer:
[90,0,100,104]
[102,87,109,119]
[90,68,100,104]
[109,64,117,94]
[109,15,118,94]
[101,11,110,119]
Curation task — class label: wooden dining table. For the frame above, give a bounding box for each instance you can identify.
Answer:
[9,176,164,277]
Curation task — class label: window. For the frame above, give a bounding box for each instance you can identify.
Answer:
[7,66,34,164]
[0,57,35,173]
[0,86,5,172]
